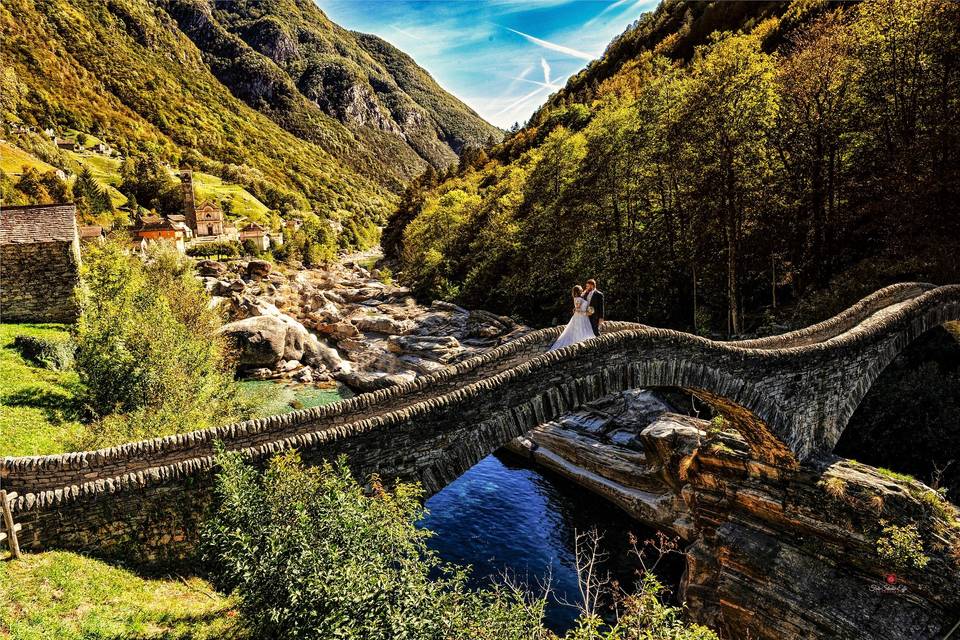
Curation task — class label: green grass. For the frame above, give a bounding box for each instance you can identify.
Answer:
[0,141,56,176]
[188,172,271,223]
[238,380,350,417]
[0,324,85,457]
[0,551,243,640]
[64,128,106,148]
[66,150,127,207]
[876,467,919,485]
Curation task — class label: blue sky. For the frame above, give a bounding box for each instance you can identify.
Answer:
[315,0,659,129]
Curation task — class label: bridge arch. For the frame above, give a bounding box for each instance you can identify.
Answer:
[3,283,959,563]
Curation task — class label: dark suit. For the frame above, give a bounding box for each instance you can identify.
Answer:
[587,289,604,336]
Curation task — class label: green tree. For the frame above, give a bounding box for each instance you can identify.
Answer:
[73,239,242,446]
[203,451,548,640]
[119,154,182,214]
[73,165,113,219]
[677,33,779,335]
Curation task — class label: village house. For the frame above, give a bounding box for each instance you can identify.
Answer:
[239,222,270,251]
[55,138,78,151]
[167,214,193,239]
[0,203,81,323]
[78,225,105,244]
[133,215,185,253]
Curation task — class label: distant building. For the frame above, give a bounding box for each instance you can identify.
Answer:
[239,222,270,251]
[133,215,185,253]
[195,201,225,237]
[0,203,81,323]
[55,138,77,151]
[78,225,105,244]
[93,143,110,154]
[167,214,193,239]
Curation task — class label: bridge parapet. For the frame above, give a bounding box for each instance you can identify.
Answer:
[2,283,958,563]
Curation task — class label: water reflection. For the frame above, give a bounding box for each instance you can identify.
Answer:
[420,450,684,634]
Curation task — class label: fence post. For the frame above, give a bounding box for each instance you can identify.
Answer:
[0,489,22,560]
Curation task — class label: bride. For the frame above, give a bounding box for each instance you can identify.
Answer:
[549,285,596,351]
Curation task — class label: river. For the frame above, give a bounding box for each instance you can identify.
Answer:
[420,450,685,634]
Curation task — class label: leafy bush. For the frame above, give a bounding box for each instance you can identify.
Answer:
[202,450,718,640]
[73,239,243,447]
[12,334,75,371]
[876,523,929,571]
[186,241,240,260]
[202,450,548,640]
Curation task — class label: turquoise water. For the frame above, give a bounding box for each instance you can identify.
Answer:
[421,451,685,634]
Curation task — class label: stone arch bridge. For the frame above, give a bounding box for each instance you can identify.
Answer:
[2,282,958,562]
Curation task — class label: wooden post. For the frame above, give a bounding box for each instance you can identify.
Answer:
[0,490,22,560]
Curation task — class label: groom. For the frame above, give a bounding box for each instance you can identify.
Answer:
[584,278,604,337]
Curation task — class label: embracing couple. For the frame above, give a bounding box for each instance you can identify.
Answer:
[549,279,605,351]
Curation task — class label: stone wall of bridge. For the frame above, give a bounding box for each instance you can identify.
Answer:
[2,284,959,565]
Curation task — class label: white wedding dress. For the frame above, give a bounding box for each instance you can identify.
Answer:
[549,296,595,351]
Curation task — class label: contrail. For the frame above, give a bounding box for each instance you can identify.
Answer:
[506,27,596,61]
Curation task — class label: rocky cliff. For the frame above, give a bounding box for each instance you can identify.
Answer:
[509,392,960,639]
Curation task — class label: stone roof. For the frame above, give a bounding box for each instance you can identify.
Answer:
[136,216,178,232]
[79,225,104,238]
[0,203,78,245]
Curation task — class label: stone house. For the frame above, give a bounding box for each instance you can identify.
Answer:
[55,138,77,151]
[167,214,193,239]
[239,222,270,251]
[0,203,81,323]
[78,225,105,244]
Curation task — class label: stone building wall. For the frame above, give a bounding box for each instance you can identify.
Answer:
[1,239,81,323]
[1,203,81,323]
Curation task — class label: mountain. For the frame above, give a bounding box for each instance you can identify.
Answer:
[386,0,959,328]
[0,0,500,237]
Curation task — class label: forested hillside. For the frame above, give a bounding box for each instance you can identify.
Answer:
[0,0,499,244]
[386,0,960,335]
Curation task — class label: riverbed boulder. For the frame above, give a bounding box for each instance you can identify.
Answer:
[386,335,465,363]
[219,315,289,367]
[246,259,272,281]
[313,320,361,341]
[196,260,227,277]
[351,313,413,335]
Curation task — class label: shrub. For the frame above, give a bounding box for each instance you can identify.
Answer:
[202,450,719,640]
[12,334,75,370]
[187,241,240,260]
[876,522,929,571]
[73,239,243,446]
[201,450,548,640]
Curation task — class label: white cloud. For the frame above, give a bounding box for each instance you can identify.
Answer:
[540,57,551,85]
[505,27,597,61]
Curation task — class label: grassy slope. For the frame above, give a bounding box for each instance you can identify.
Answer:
[0,141,56,176]
[0,324,84,457]
[0,0,391,220]
[64,150,128,207]
[189,171,270,222]
[0,551,242,640]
